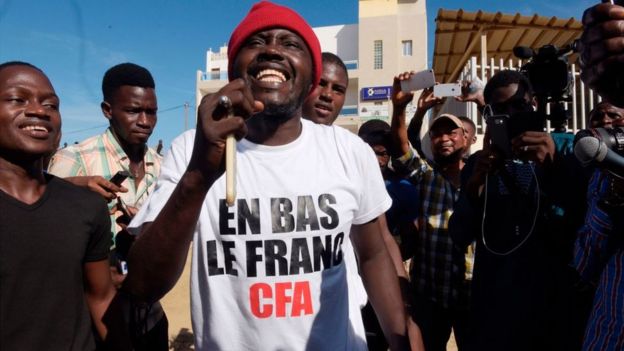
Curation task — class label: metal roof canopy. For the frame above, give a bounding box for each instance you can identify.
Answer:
[432,8,582,83]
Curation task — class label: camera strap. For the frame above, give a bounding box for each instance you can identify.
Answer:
[481,161,541,256]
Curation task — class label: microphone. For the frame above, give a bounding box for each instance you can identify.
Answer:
[574,136,624,176]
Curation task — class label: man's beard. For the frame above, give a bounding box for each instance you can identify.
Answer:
[434,147,464,166]
[254,88,308,125]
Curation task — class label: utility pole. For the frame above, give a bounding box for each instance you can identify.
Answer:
[184,102,190,131]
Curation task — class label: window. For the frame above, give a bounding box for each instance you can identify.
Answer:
[374,40,383,69]
[210,68,220,80]
[402,40,413,56]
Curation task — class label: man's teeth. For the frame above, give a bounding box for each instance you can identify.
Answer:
[316,105,331,111]
[23,125,48,132]
[256,69,286,83]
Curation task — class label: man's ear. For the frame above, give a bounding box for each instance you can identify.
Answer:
[101,101,113,120]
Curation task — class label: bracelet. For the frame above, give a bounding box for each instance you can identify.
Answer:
[396,149,414,165]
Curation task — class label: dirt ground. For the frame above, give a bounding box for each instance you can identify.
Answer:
[161,247,194,351]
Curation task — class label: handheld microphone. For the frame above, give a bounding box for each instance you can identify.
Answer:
[574,136,624,176]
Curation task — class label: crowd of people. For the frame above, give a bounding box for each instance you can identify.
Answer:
[3,1,624,350]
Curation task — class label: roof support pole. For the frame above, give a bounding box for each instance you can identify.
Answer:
[447,25,484,83]
[480,32,488,82]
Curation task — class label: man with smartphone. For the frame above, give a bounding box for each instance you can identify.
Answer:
[48,63,161,242]
[47,63,166,350]
[390,71,471,351]
[449,69,589,351]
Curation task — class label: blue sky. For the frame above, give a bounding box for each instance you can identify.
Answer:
[0,0,595,148]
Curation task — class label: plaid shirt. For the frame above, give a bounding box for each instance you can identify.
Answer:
[48,128,162,239]
[395,150,468,308]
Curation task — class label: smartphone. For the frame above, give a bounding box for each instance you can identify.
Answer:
[487,115,513,159]
[116,197,131,218]
[109,170,130,186]
[434,83,462,97]
[109,252,128,275]
[400,69,435,92]
[117,259,128,275]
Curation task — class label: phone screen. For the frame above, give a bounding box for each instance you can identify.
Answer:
[109,170,130,186]
[487,115,513,159]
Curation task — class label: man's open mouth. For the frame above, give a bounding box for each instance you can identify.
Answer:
[255,68,288,83]
[314,103,332,112]
[21,125,49,133]
[19,123,52,138]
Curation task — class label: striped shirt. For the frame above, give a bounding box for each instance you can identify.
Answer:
[396,150,468,309]
[573,171,612,284]
[574,171,624,350]
[48,128,162,239]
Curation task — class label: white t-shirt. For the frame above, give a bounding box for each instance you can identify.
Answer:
[130,119,391,351]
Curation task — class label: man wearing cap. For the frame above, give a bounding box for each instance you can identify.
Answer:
[390,72,471,351]
[124,2,410,350]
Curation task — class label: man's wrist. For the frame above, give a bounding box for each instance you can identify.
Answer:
[395,149,414,165]
[398,277,412,308]
[389,335,411,351]
[181,168,214,196]
[391,107,407,121]
[413,109,426,120]
[475,96,486,108]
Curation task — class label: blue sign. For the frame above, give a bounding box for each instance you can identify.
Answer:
[360,86,393,101]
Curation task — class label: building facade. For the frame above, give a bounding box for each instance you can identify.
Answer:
[195,0,428,132]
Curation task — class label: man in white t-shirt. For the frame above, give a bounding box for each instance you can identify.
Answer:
[124,1,410,350]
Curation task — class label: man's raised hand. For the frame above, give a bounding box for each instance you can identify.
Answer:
[188,79,264,179]
[580,2,624,106]
[391,72,416,110]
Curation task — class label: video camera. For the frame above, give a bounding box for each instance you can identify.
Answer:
[514,44,576,131]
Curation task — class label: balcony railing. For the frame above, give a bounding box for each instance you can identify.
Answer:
[201,71,228,81]
[344,60,358,70]
[209,52,228,60]
[340,105,358,116]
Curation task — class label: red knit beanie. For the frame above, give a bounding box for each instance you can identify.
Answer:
[227,1,322,92]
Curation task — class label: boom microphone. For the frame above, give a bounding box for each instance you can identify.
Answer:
[574,136,624,176]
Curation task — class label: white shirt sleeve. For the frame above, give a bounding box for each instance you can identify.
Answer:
[128,130,196,234]
[348,134,393,225]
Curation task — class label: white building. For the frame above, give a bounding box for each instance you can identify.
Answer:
[196,0,428,132]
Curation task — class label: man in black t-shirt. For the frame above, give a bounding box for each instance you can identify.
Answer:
[0,61,115,350]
